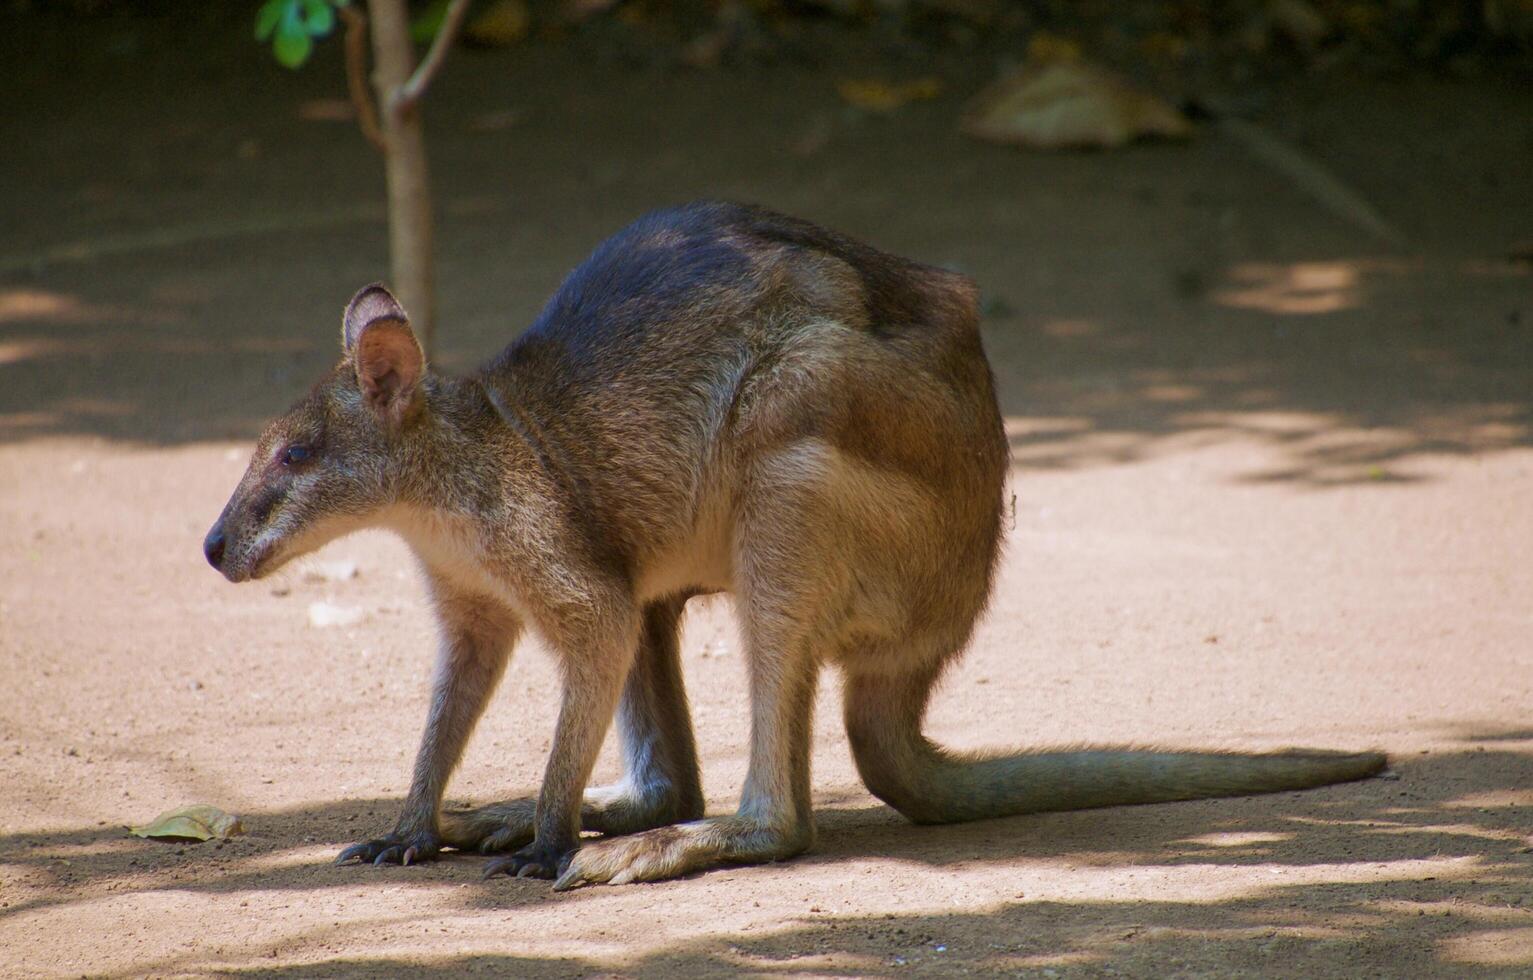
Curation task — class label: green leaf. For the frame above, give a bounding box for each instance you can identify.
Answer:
[411,0,451,44]
[274,25,315,68]
[131,804,246,842]
[302,0,335,36]
[255,0,287,40]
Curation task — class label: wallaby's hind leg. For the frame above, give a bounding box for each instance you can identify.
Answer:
[554,564,821,889]
[443,596,705,853]
[586,594,707,830]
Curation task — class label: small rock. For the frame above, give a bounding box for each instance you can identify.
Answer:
[308,602,366,629]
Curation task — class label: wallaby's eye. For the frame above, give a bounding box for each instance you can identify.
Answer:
[281,445,313,467]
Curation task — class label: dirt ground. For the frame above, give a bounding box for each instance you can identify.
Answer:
[3,12,1532,979]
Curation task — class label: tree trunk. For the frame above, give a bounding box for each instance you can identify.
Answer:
[366,0,436,357]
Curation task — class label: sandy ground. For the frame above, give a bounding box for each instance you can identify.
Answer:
[3,14,1532,979]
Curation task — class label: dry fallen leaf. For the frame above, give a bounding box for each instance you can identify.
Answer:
[130,804,245,842]
[962,62,1191,150]
[837,77,944,113]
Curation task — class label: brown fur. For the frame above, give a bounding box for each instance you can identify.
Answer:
[205,202,1384,888]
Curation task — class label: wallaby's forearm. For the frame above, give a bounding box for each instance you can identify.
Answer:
[487,612,638,878]
[337,588,517,866]
[400,595,518,830]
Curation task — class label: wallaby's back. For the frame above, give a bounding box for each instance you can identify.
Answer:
[477,201,1007,597]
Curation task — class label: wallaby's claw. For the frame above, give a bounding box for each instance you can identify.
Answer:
[551,865,589,892]
[482,839,574,882]
[336,830,443,867]
[482,855,514,879]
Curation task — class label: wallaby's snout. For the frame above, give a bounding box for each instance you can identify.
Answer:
[202,480,273,583]
[203,520,227,571]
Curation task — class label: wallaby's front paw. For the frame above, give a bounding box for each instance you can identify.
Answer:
[335,828,443,867]
[482,838,574,881]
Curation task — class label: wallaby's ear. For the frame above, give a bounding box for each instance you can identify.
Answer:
[340,283,424,428]
[342,282,409,352]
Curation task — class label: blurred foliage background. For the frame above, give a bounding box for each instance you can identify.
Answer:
[13,0,1533,79]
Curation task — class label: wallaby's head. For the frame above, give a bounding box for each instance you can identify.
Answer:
[204,284,428,582]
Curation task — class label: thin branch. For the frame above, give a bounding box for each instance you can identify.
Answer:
[1219,117,1407,249]
[340,5,386,151]
[394,0,471,112]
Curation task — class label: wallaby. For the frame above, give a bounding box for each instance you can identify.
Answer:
[204,201,1385,889]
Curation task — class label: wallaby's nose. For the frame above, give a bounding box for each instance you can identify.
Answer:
[203,525,226,569]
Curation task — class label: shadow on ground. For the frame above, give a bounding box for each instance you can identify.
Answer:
[5,743,1533,975]
[2,17,1529,486]
[987,254,1532,486]
[4,238,1528,488]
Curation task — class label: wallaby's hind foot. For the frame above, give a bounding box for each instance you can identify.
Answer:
[439,799,537,854]
[440,781,709,854]
[552,815,814,890]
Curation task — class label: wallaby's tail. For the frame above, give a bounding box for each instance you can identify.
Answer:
[843,671,1385,824]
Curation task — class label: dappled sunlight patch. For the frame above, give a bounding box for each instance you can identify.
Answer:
[1286,814,1532,850]
[0,338,67,365]
[1442,789,1533,809]
[231,844,349,873]
[1441,927,1533,966]
[1004,415,1093,439]
[0,288,185,327]
[1367,823,1529,844]
[1173,409,1332,436]
[1214,261,1365,315]
[0,289,80,323]
[1177,831,1295,848]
